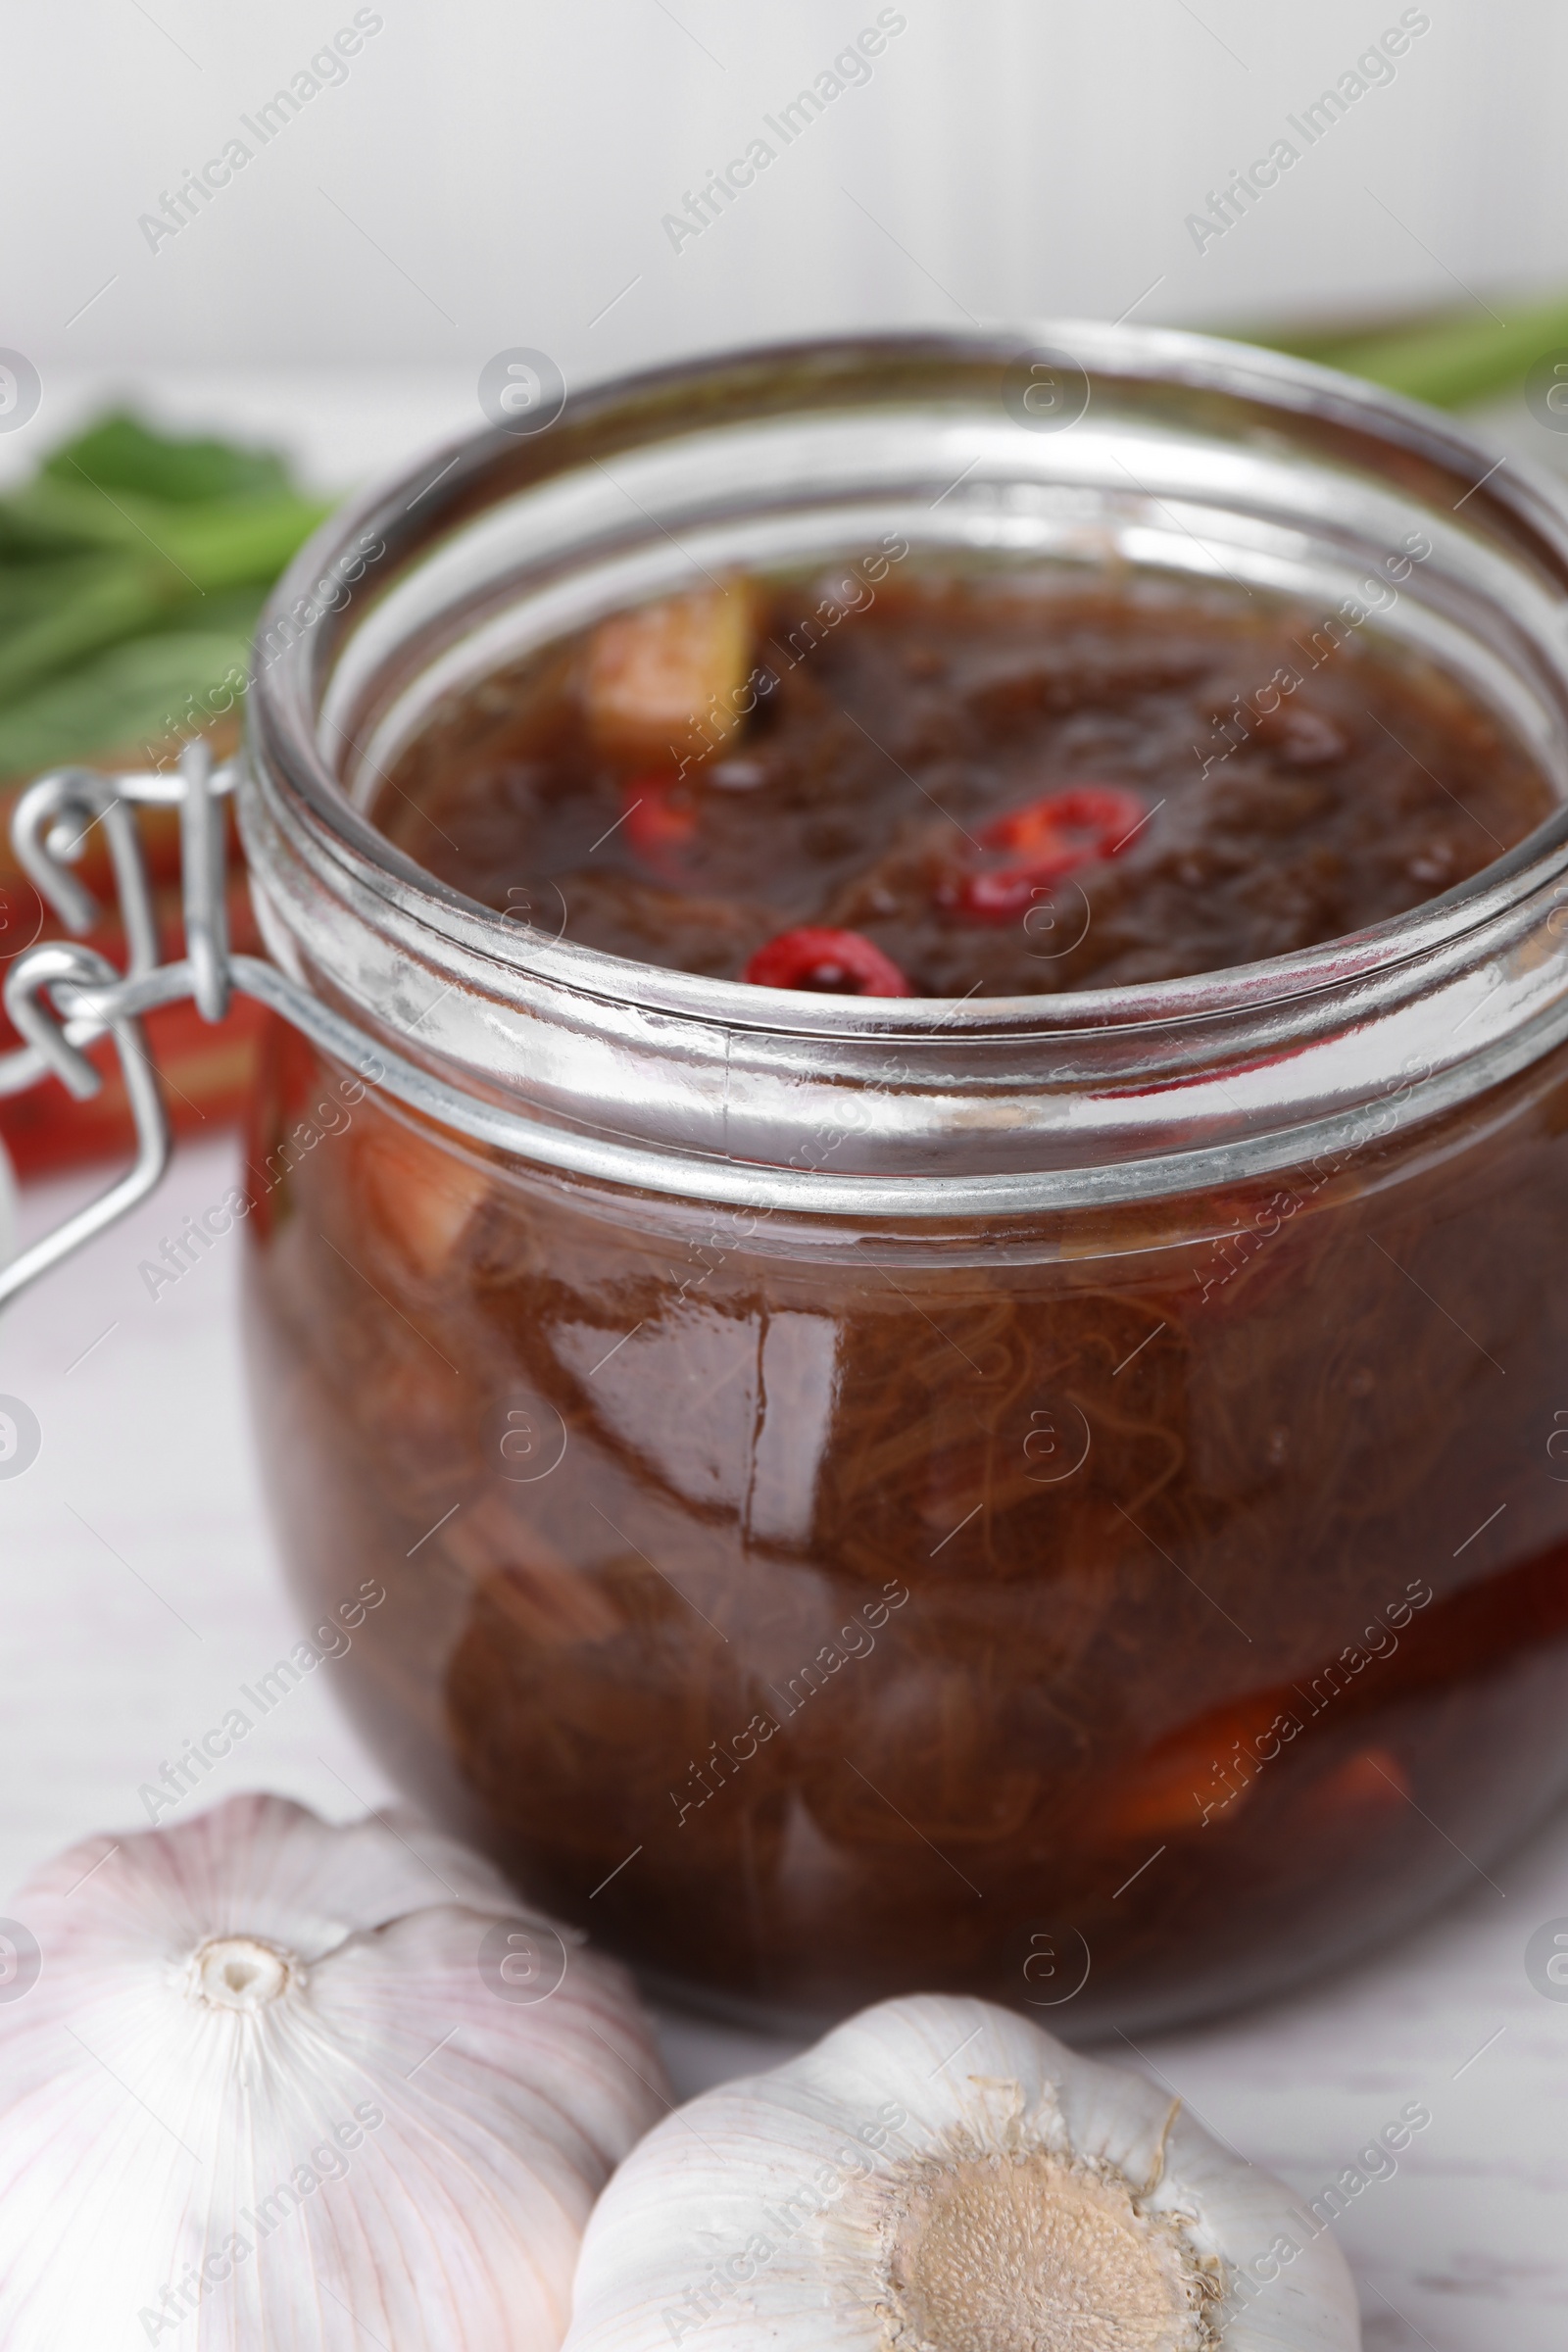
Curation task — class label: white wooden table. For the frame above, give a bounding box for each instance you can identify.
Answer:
[4,372,1568,2350]
[7,1114,1566,2352]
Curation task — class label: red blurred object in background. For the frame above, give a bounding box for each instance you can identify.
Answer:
[0,774,269,1180]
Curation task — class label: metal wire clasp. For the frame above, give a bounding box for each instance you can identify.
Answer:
[1,737,526,1311]
[0,742,237,1310]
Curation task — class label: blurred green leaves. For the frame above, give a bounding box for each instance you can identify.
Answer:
[1,309,1558,786]
[1246,289,1568,414]
[0,413,330,778]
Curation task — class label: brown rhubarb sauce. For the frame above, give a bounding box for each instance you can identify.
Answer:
[243,562,1568,2033]
[378,566,1551,996]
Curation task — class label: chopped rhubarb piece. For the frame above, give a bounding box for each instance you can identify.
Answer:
[585,583,755,765]
[1093,1691,1293,1839]
[1307,1746,1411,1817]
[742,927,913,998]
[353,1116,492,1279]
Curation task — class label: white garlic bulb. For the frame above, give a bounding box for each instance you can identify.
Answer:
[564,1994,1360,2352]
[0,1791,670,2351]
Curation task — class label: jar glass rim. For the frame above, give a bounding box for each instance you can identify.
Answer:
[234,325,1568,1216]
[247,320,1568,1039]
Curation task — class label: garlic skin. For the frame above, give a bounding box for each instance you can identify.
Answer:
[0,1792,670,2351]
[563,1995,1360,2352]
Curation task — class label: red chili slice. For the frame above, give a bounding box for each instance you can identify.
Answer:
[942,783,1148,923]
[742,927,913,997]
[982,783,1147,861]
[621,772,695,877]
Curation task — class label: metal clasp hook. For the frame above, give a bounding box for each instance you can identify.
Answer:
[0,941,172,1309]
[178,737,231,1022]
[10,766,161,976]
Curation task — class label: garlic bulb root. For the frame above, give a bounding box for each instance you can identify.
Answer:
[0,1791,670,2352]
[563,1993,1360,2352]
[886,2142,1217,2351]
[189,1935,296,2009]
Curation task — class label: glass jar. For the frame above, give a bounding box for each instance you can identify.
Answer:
[239,327,1568,2036]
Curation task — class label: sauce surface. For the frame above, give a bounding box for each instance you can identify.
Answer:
[377,566,1556,995]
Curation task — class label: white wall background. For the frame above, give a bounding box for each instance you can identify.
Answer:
[4,0,1564,401]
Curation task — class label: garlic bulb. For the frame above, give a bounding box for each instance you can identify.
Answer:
[0,1791,670,2351]
[564,1995,1359,2352]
